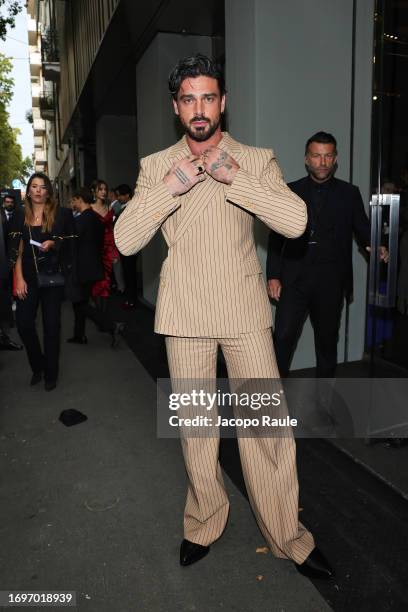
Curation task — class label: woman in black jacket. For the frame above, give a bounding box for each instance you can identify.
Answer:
[8,172,75,391]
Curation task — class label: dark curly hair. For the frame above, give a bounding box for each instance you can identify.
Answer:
[168,53,226,100]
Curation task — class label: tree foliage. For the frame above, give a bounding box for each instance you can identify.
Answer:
[0,0,23,41]
[0,53,33,186]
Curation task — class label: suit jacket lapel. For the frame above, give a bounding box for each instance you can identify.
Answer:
[167,133,248,244]
[162,136,190,173]
[218,132,248,167]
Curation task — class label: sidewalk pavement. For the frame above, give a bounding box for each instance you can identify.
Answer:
[0,305,330,612]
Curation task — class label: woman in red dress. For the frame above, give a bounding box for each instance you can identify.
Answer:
[90,179,119,309]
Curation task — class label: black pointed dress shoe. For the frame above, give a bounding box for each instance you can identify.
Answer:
[295,547,334,579]
[30,372,42,386]
[180,539,210,566]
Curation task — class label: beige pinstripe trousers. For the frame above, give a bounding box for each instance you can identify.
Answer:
[165,328,315,564]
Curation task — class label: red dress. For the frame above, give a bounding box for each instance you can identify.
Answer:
[91,208,119,298]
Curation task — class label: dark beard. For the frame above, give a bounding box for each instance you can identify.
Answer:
[305,162,337,182]
[184,117,221,142]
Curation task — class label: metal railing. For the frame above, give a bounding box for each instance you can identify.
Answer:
[39,84,55,121]
[41,26,60,64]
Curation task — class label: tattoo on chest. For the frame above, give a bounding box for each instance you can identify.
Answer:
[210,151,232,172]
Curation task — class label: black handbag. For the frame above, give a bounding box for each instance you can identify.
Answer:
[29,227,65,289]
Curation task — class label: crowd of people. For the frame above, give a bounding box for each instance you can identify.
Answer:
[0,176,136,391]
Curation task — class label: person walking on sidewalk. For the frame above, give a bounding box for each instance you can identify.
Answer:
[8,172,75,391]
[67,187,124,347]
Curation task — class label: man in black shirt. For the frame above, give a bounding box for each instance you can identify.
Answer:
[266,131,387,378]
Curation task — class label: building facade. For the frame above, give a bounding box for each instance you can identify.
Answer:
[25,0,407,372]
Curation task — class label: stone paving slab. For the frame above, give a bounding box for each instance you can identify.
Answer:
[0,306,330,612]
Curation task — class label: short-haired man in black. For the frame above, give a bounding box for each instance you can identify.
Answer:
[0,198,22,351]
[67,187,124,347]
[2,192,16,225]
[112,184,138,309]
[267,131,387,378]
[111,184,133,219]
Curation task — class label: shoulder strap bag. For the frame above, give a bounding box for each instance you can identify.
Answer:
[29,227,65,288]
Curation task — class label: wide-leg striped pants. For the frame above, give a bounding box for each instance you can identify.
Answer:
[165,327,315,564]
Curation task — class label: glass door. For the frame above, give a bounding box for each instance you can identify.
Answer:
[367,0,408,374]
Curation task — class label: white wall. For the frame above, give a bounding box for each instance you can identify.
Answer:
[225,0,374,369]
[136,32,212,305]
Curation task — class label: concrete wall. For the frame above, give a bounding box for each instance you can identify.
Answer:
[136,32,212,305]
[95,115,138,189]
[225,0,374,369]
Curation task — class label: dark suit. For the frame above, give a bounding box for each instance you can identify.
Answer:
[267,175,370,377]
[74,208,104,284]
[3,209,14,228]
[71,208,114,338]
[0,209,11,325]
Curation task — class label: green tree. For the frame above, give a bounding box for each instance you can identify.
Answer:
[0,1,23,41]
[0,53,32,186]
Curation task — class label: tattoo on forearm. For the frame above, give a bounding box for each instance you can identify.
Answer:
[175,168,190,185]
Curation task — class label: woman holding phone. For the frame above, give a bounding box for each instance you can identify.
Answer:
[8,172,75,391]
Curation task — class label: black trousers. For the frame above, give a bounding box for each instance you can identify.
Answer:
[121,254,138,303]
[16,279,64,382]
[273,263,345,378]
[72,283,114,338]
[0,283,12,328]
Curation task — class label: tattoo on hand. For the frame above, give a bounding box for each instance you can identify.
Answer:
[175,168,190,186]
[210,151,232,173]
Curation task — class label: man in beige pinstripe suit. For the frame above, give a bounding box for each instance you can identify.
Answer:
[115,54,332,579]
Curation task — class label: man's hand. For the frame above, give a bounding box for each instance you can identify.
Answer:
[163,155,206,197]
[366,245,389,263]
[267,279,282,301]
[202,147,239,185]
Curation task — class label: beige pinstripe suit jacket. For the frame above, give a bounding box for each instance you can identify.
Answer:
[114,132,307,338]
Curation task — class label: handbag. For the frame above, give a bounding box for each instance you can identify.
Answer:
[29,227,65,288]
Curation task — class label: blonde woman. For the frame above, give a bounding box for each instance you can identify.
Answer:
[8,172,75,391]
